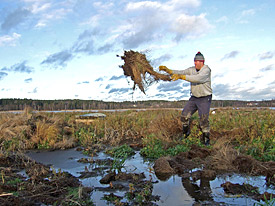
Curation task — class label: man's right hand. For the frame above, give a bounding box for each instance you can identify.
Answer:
[159,65,173,75]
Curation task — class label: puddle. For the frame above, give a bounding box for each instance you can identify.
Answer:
[25,148,275,206]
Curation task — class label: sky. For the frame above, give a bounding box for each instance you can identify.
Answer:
[0,0,275,102]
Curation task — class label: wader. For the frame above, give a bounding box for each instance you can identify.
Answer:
[181,95,212,145]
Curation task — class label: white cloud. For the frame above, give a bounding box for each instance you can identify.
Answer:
[258,51,274,60]
[172,13,213,39]
[216,16,228,23]
[119,0,212,47]
[126,1,162,11]
[237,8,255,24]
[30,2,51,14]
[0,33,21,46]
[93,1,114,11]
[165,0,201,11]
[35,21,46,28]
[241,9,255,16]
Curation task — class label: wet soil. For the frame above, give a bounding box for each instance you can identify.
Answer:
[153,144,275,203]
[1,144,274,205]
[0,152,92,206]
[221,181,273,201]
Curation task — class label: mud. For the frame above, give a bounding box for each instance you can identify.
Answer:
[0,152,92,206]
[221,182,274,202]
[1,144,274,205]
[118,50,171,94]
[153,144,275,204]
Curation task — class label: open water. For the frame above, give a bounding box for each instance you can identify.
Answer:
[25,148,275,206]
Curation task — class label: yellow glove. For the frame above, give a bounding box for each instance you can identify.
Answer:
[159,65,173,75]
[171,74,186,81]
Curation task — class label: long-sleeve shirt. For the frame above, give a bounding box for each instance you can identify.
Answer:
[172,65,212,98]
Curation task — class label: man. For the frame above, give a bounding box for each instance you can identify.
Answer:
[159,52,212,145]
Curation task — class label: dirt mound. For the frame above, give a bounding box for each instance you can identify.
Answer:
[186,144,211,159]
[118,50,171,94]
[221,182,275,202]
[154,157,175,180]
[221,181,259,196]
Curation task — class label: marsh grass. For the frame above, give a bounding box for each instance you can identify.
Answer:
[0,108,274,161]
[210,109,275,161]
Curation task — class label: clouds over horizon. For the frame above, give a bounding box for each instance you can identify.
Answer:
[0,33,21,46]
[258,51,275,60]
[213,83,274,100]
[0,72,8,80]
[1,61,34,74]
[221,51,240,61]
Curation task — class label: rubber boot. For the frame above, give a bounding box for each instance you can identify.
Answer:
[203,132,210,146]
[200,135,205,145]
[181,125,190,139]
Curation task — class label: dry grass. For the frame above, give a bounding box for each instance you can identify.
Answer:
[209,137,239,171]
[31,121,59,147]
[0,110,75,150]
[147,111,182,141]
[0,108,274,164]
[91,110,182,146]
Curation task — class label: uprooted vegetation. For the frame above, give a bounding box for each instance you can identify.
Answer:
[0,108,275,205]
[118,50,171,94]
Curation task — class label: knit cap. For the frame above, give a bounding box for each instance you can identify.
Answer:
[194,52,205,61]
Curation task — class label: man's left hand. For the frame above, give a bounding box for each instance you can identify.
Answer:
[171,74,186,81]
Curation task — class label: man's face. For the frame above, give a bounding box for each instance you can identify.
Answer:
[194,60,204,70]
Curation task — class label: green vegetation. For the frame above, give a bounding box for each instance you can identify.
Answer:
[1,107,274,205]
[60,187,95,206]
[210,109,275,161]
[125,181,157,205]
[0,108,274,162]
[106,144,135,172]
[140,135,189,159]
[75,127,98,145]
[254,194,275,206]
[106,144,135,158]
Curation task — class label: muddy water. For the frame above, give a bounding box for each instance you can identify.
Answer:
[26,148,274,206]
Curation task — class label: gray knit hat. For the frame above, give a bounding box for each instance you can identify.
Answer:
[194,52,205,61]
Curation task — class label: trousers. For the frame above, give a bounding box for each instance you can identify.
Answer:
[181,95,212,133]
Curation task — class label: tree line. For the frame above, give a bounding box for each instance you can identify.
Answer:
[0,98,274,111]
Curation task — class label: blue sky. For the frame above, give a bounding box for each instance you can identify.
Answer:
[0,0,274,102]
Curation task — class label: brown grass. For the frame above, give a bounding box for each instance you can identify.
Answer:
[208,137,239,172]
[31,121,59,147]
[0,111,75,150]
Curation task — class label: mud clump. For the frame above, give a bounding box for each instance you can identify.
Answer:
[221,181,259,196]
[232,154,256,173]
[154,157,175,180]
[118,50,171,94]
[186,144,211,159]
[221,181,275,202]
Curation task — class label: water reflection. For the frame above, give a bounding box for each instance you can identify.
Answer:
[25,148,274,206]
[182,176,212,202]
[153,176,193,206]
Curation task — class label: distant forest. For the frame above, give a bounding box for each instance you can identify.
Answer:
[0,98,274,111]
